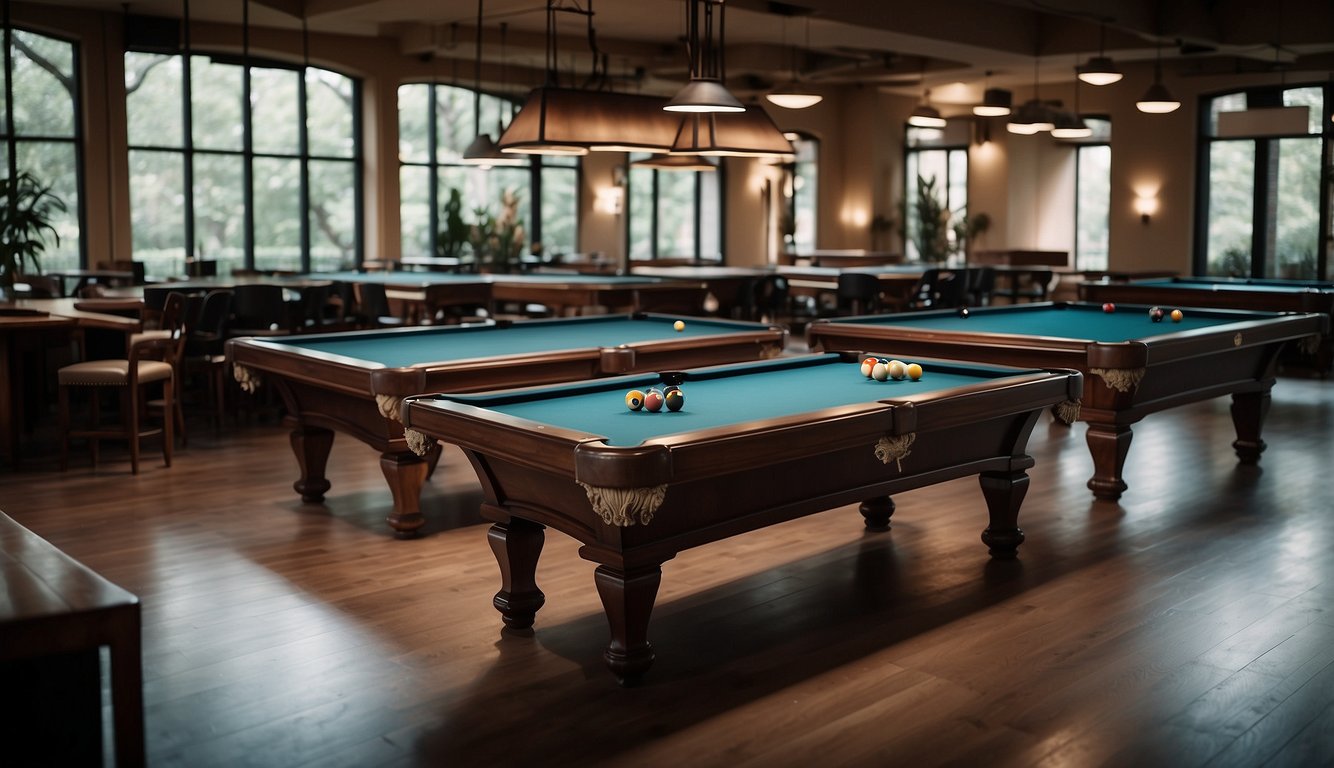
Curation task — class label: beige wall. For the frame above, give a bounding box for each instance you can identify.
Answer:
[11,2,1314,275]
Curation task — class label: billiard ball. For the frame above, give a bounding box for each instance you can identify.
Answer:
[871,362,890,382]
[1102,302,1115,313]
[1170,309,1184,322]
[958,307,970,318]
[644,389,664,412]
[887,360,907,380]
[673,320,685,332]
[1150,308,1165,322]
[861,357,878,377]
[906,362,923,380]
[664,389,684,412]
[625,389,645,411]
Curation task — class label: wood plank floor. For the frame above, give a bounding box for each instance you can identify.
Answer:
[3,372,1333,767]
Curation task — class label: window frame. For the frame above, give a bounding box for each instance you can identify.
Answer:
[903,124,969,263]
[625,155,725,263]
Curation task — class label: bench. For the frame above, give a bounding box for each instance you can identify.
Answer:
[0,511,144,767]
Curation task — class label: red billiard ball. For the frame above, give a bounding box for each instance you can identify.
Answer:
[644,389,664,412]
[1102,302,1115,313]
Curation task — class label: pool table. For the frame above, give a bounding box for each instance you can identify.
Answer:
[1080,277,1334,373]
[225,314,786,536]
[489,274,709,316]
[807,302,1328,501]
[400,353,1082,683]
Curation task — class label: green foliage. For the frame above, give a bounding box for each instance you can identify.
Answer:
[0,171,67,287]
[912,175,951,263]
[469,188,526,272]
[1208,247,1250,278]
[436,188,470,260]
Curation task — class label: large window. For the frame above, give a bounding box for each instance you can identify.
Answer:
[904,124,968,262]
[398,83,577,264]
[1198,84,1330,279]
[1070,118,1112,271]
[627,156,722,261]
[2,27,82,272]
[125,51,360,278]
[784,133,818,253]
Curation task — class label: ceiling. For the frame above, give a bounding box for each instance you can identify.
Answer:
[45,0,1334,102]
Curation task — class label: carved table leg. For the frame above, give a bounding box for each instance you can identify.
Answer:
[1230,389,1271,464]
[979,469,1029,559]
[1085,421,1132,501]
[594,564,662,685]
[488,519,546,630]
[424,440,443,480]
[380,450,430,538]
[859,495,895,531]
[290,425,334,502]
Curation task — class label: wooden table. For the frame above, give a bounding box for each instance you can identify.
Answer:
[1,300,142,467]
[0,510,144,766]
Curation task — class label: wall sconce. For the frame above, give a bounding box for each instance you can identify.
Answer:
[595,187,624,215]
[1134,194,1158,224]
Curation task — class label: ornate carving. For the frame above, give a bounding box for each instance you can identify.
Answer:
[404,428,436,457]
[578,483,668,526]
[759,343,784,359]
[1090,367,1145,393]
[233,363,261,393]
[1054,399,1082,425]
[1233,332,1242,347]
[874,433,916,472]
[375,393,403,422]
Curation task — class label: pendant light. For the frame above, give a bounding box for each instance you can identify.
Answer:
[1136,42,1180,114]
[633,154,718,172]
[1077,23,1123,86]
[765,18,821,110]
[665,0,745,113]
[973,73,1011,117]
[1052,58,1093,138]
[908,89,946,128]
[462,0,524,166]
[1008,58,1054,134]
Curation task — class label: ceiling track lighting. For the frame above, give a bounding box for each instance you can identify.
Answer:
[665,0,745,113]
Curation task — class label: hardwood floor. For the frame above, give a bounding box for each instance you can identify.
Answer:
[3,373,1333,767]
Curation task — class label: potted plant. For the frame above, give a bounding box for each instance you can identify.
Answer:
[435,187,471,267]
[470,188,526,273]
[0,170,66,299]
[911,175,951,263]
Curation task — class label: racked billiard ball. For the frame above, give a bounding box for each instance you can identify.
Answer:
[1170,308,1184,322]
[887,360,907,380]
[958,307,970,318]
[906,362,923,381]
[861,357,878,377]
[673,320,685,332]
[625,389,645,411]
[664,389,684,412]
[1150,308,1165,322]
[1102,302,1115,313]
[871,362,890,382]
[644,388,664,412]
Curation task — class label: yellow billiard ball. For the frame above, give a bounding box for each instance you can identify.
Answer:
[906,363,923,381]
[625,389,645,411]
[673,320,686,332]
[1170,309,1184,322]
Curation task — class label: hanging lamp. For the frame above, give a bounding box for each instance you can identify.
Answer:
[1136,42,1180,113]
[765,18,821,110]
[664,0,745,113]
[462,0,524,166]
[908,89,947,128]
[1077,23,1123,85]
[973,73,1012,117]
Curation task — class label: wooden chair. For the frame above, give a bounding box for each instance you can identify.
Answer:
[183,289,234,433]
[353,282,407,328]
[58,291,188,474]
[228,284,291,336]
[966,266,996,307]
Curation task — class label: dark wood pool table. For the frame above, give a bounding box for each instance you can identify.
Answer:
[807,302,1328,501]
[225,314,786,536]
[1080,277,1334,373]
[401,353,1081,683]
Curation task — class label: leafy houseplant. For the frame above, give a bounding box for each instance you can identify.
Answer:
[0,171,66,295]
[470,189,525,273]
[911,175,951,263]
[435,187,471,262]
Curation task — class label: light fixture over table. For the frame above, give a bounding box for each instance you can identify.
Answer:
[665,0,745,113]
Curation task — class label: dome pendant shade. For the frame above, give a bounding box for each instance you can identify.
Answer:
[908,103,946,128]
[1077,56,1123,86]
[766,83,822,109]
[462,132,528,166]
[972,87,1012,117]
[633,154,718,171]
[1136,81,1181,113]
[665,79,746,113]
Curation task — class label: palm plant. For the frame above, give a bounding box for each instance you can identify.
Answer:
[0,171,66,291]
